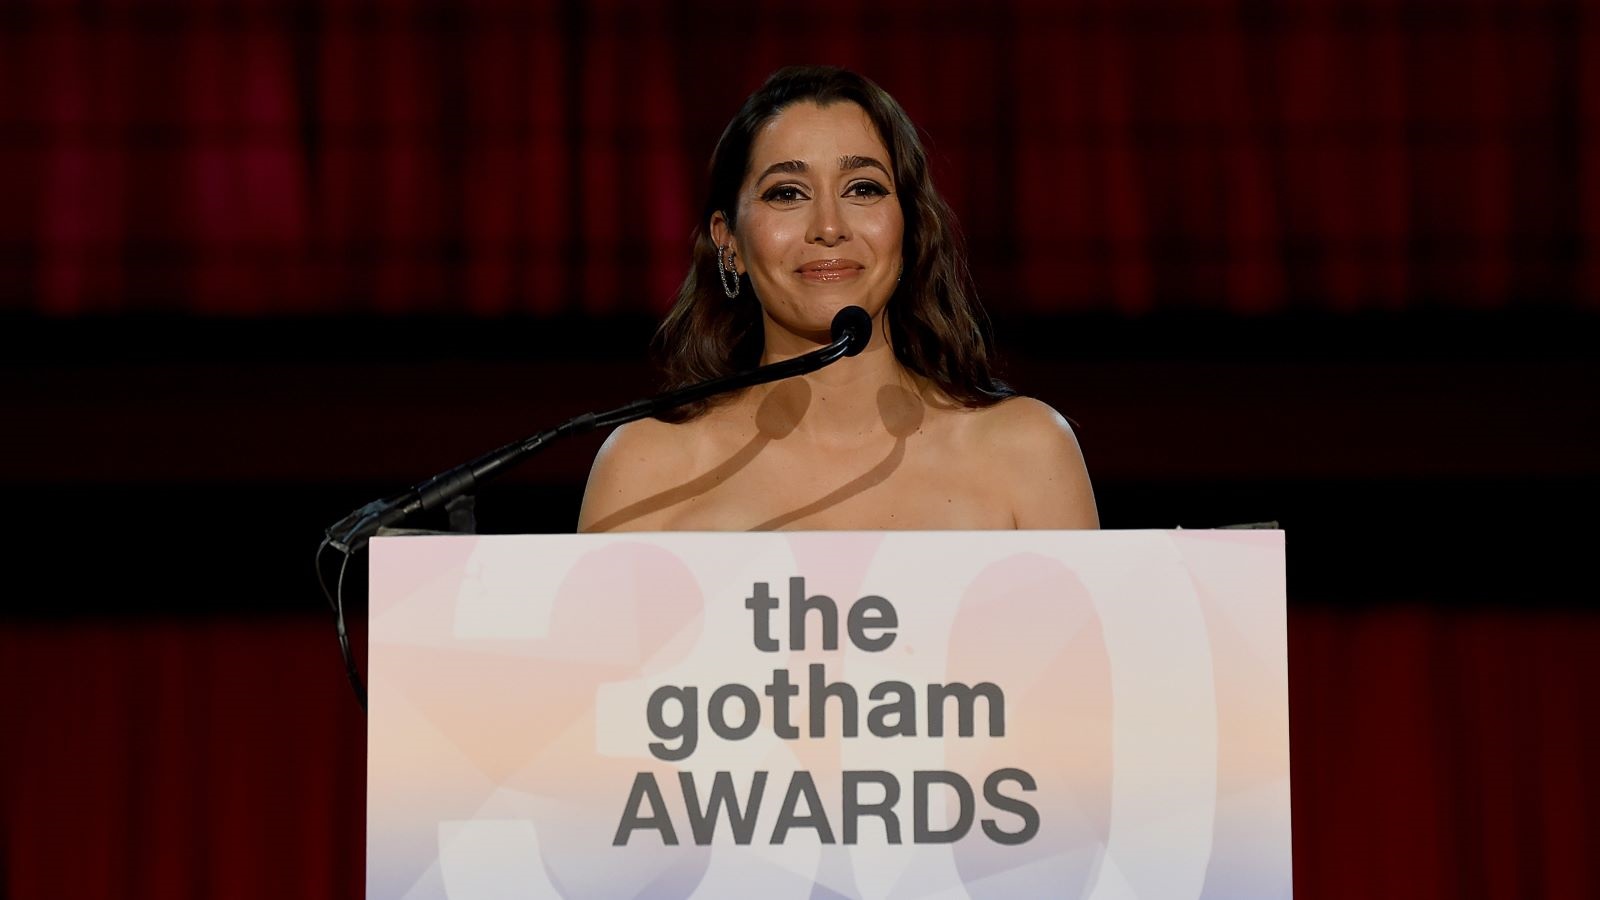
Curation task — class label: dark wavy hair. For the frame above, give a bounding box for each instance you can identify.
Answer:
[652,65,1013,421]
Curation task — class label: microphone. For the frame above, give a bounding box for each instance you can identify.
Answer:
[831,305,872,357]
[325,305,874,552]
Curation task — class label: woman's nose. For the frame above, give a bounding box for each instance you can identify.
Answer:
[808,195,849,246]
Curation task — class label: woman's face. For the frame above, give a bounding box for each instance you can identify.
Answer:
[714,101,904,348]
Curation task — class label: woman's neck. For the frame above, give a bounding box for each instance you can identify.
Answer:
[755,326,923,448]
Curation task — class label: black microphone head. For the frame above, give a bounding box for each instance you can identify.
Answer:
[831,306,872,357]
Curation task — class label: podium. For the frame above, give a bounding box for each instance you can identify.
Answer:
[366,530,1291,899]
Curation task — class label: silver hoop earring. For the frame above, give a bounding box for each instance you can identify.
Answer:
[716,244,741,299]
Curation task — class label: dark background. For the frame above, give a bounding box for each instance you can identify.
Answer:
[3,1,1598,897]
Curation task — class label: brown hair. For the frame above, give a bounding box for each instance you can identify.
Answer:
[652,65,1013,421]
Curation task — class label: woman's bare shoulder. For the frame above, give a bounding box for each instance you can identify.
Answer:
[576,416,702,532]
[968,396,1100,529]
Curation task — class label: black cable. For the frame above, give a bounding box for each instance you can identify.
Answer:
[333,545,368,712]
[315,536,337,613]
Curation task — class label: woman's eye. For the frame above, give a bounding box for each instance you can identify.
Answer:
[847,181,890,199]
[762,185,807,204]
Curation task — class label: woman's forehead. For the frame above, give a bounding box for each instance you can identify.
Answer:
[747,101,890,174]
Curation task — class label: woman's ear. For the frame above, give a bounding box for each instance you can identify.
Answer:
[709,211,742,274]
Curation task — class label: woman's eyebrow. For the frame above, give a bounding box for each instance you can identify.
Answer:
[755,159,808,182]
[756,156,891,183]
[840,155,890,178]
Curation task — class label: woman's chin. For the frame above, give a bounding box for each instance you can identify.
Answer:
[757,284,888,339]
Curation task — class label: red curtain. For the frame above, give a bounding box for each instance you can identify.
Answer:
[4,2,1595,896]
[4,608,1597,898]
[3,0,1597,317]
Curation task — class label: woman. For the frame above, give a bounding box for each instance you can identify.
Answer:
[579,66,1096,532]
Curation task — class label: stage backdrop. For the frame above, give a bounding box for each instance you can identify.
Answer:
[3,2,1597,899]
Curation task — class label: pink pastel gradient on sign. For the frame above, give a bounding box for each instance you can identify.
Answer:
[369,540,712,899]
[366,532,1291,899]
[947,553,1113,897]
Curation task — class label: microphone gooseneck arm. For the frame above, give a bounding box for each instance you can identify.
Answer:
[323,305,873,552]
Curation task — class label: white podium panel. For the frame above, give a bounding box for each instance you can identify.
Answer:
[367,530,1290,899]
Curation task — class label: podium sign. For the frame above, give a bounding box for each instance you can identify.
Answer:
[368,530,1290,899]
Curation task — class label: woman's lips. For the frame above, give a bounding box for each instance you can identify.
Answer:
[796,259,865,282]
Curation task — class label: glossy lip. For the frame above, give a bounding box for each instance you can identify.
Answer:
[796,258,866,281]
